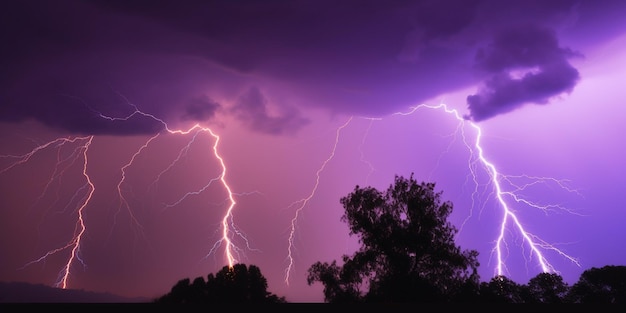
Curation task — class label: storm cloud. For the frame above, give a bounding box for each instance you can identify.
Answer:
[231,87,310,136]
[180,96,222,123]
[466,25,581,121]
[2,0,622,135]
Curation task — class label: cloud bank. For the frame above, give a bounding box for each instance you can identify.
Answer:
[2,0,624,134]
[466,25,581,121]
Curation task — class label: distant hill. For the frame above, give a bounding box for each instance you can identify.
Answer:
[0,281,152,303]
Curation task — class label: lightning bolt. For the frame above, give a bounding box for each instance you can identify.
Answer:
[282,101,581,286]
[358,118,377,185]
[97,93,249,268]
[9,136,95,289]
[391,103,581,278]
[110,133,160,243]
[283,117,353,284]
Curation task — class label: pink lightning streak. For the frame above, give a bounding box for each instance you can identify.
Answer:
[111,133,160,242]
[6,135,95,289]
[165,125,241,267]
[58,136,95,288]
[283,117,354,284]
[95,94,246,268]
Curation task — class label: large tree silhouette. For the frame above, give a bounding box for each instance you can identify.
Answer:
[521,272,569,303]
[154,263,286,303]
[566,265,626,304]
[478,275,525,303]
[307,174,480,302]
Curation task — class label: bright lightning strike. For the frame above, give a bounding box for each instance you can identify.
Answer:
[392,103,581,278]
[97,94,249,269]
[7,136,95,289]
[282,101,581,286]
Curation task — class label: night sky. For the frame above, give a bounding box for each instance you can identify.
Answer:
[1,0,625,303]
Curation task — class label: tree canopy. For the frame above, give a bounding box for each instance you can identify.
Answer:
[307,174,480,302]
[566,265,626,304]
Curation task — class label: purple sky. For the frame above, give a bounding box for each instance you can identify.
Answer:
[1,0,625,303]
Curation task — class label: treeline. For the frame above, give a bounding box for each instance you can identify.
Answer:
[154,263,626,304]
[154,175,626,304]
[466,266,626,303]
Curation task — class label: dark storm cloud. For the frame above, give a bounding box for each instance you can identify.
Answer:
[231,87,310,135]
[0,0,231,135]
[466,25,581,121]
[0,50,224,135]
[1,0,484,129]
[0,91,165,136]
[2,0,624,133]
[79,0,610,120]
[180,96,222,122]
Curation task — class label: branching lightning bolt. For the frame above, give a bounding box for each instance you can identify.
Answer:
[110,133,160,243]
[282,101,581,286]
[7,136,95,289]
[283,117,353,284]
[392,103,582,278]
[97,94,249,268]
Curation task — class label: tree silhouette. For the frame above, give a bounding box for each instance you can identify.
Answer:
[154,263,286,303]
[566,265,626,303]
[521,272,569,303]
[478,275,524,303]
[477,270,626,304]
[307,174,480,303]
